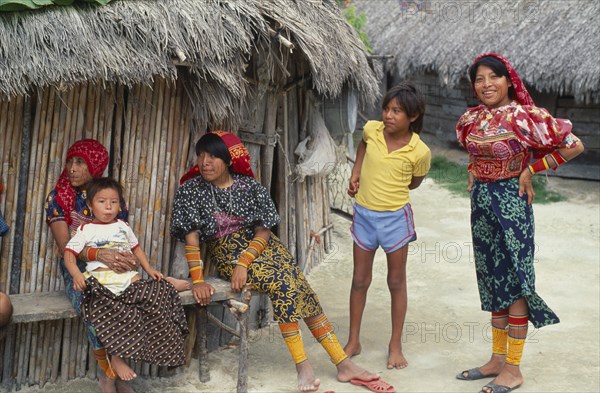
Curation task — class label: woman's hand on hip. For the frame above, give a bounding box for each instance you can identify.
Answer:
[192,282,215,306]
[231,265,248,292]
[98,249,139,273]
[519,169,535,205]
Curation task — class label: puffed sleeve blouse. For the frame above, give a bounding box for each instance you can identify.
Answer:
[456,101,577,182]
[170,173,280,242]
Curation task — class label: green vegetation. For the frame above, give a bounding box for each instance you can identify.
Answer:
[428,156,566,204]
[336,1,372,52]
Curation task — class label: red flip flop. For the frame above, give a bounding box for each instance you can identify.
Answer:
[350,378,395,393]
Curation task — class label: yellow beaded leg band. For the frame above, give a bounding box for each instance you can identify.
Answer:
[307,315,348,365]
[492,326,508,355]
[279,322,307,364]
[185,245,204,284]
[506,335,526,366]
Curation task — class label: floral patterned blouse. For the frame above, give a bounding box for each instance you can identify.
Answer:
[456,101,576,182]
[170,173,279,242]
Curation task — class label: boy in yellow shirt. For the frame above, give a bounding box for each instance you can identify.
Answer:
[345,83,431,370]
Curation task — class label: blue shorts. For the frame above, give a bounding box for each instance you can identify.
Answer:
[351,203,417,254]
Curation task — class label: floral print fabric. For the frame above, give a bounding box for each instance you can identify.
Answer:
[471,178,559,328]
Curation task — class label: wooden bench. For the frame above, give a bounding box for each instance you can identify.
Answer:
[4,277,251,392]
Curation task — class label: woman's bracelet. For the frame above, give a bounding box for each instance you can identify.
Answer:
[528,151,568,175]
[86,247,99,261]
[185,245,204,284]
[236,236,268,268]
[236,250,255,268]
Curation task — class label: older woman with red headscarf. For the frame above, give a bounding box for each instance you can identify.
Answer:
[45,139,138,393]
[455,54,584,393]
[171,132,391,393]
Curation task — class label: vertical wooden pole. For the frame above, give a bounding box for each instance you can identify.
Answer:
[10,95,32,295]
[197,306,210,382]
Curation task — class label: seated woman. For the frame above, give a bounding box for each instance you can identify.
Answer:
[170,131,393,393]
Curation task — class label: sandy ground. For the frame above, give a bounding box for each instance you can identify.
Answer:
[17,177,600,393]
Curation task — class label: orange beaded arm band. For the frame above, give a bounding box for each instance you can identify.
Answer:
[236,236,268,269]
[85,247,99,262]
[185,245,204,284]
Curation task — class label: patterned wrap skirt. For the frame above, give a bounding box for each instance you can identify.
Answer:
[82,276,189,366]
[471,177,559,328]
[207,230,323,323]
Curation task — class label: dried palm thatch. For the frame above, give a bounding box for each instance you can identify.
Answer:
[0,0,379,122]
[354,0,599,103]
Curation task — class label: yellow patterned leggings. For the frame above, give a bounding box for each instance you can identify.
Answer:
[207,230,323,323]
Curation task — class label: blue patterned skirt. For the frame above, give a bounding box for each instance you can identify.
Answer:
[471,178,559,328]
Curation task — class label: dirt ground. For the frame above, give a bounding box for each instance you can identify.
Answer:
[16,176,600,393]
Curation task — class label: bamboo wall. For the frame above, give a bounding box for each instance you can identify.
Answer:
[0,68,333,388]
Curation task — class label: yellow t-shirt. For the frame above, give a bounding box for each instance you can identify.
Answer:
[355,121,431,211]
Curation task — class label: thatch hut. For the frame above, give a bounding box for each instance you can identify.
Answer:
[0,0,378,389]
[354,0,599,179]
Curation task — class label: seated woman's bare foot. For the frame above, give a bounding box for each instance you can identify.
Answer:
[343,341,362,357]
[336,358,379,382]
[98,374,117,393]
[459,354,505,379]
[387,345,408,369]
[296,361,320,392]
[110,356,137,381]
[166,277,191,292]
[482,364,524,393]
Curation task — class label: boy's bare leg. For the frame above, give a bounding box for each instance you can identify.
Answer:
[386,246,409,369]
[296,360,320,392]
[98,374,117,393]
[344,245,376,357]
[165,277,191,291]
[115,379,137,393]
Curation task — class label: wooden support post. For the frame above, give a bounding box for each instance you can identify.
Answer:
[197,306,210,383]
[236,310,249,393]
[1,325,15,391]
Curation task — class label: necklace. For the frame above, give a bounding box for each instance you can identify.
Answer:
[210,176,236,237]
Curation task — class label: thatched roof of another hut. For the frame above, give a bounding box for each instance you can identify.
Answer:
[354,0,600,103]
[0,0,379,122]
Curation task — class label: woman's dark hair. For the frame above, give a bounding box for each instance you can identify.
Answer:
[381,83,426,133]
[85,177,124,205]
[469,56,515,99]
[195,133,232,167]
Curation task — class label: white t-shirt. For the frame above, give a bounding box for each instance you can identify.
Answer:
[65,219,139,272]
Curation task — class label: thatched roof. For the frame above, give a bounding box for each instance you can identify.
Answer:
[0,0,379,118]
[354,0,600,104]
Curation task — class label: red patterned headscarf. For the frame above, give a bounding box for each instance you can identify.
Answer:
[180,131,255,185]
[470,52,535,106]
[54,139,108,225]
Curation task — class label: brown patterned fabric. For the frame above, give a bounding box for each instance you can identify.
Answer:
[82,277,188,366]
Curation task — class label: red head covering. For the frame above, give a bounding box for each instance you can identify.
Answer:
[470,52,535,106]
[54,139,109,225]
[180,131,255,185]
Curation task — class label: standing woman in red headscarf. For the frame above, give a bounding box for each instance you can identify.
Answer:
[455,54,584,393]
[171,132,392,393]
[45,139,138,393]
